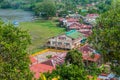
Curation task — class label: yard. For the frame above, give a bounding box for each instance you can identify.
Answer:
[20,20,65,53]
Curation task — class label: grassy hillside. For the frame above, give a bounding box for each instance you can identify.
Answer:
[20,20,65,53]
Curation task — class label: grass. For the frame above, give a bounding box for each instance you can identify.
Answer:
[20,20,65,53]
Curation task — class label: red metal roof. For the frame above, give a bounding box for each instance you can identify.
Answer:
[30,63,54,79]
[69,22,92,29]
[86,14,99,18]
[78,44,101,62]
[29,56,37,64]
[66,18,79,22]
[41,53,67,68]
[79,30,92,37]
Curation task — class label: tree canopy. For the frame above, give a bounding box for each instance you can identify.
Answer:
[88,0,120,75]
[45,50,102,80]
[34,0,56,18]
[0,20,33,80]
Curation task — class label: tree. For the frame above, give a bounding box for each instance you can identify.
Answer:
[34,0,56,19]
[45,50,102,80]
[88,0,120,75]
[65,49,83,66]
[45,64,87,80]
[0,20,33,80]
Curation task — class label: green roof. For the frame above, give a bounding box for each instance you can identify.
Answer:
[81,9,88,12]
[66,30,84,39]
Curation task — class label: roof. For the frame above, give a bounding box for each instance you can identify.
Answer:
[42,53,67,68]
[29,56,37,64]
[78,44,101,62]
[69,22,81,29]
[66,30,84,39]
[66,18,79,22]
[79,30,92,37]
[30,63,54,79]
[86,14,99,18]
[69,22,92,29]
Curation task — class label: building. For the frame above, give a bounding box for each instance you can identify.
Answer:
[47,30,86,49]
[84,14,99,25]
[41,53,67,68]
[29,56,55,79]
[78,44,101,65]
[59,18,79,27]
[67,22,92,37]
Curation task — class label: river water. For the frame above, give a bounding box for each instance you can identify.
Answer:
[0,9,34,22]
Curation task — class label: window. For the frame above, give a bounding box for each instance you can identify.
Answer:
[58,42,62,45]
[52,41,56,45]
[64,43,70,46]
[59,37,66,40]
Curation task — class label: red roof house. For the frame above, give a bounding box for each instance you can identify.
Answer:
[66,18,79,22]
[78,44,101,62]
[41,53,67,68]
[86,14,99,19]
[68,22,92,37]
[68,22,92,30]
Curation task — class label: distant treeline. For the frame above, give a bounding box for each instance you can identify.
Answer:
[0,0,43,10]
[0,0,112,16]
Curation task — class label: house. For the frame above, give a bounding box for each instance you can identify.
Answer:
[67,22,92,31]
[84,14,99,25]
[78,44,101,65]
[59,18,79,27]
[41,53,67,68]
[47,30,86,49]
[29,56,55,79]
[79,30,92,37]
[67,22,92,37]
[68,13,83,19]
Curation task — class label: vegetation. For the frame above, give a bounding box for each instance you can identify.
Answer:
[20,20,65,53]
[0,20,33,80]
[45,50,102,80]
[34,0,56,19]
[0,0,112,16]
[65,50,83,66]
[88,0,120,75]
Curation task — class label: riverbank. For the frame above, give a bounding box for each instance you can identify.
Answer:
[20,20,65,53]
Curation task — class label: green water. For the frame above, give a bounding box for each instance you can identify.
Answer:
[0,9,34,22]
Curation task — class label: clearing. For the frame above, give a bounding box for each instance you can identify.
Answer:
[20,20,65,53]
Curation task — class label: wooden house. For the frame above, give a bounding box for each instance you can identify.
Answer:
[47,30,86,49]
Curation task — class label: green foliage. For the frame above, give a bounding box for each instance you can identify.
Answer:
[20,20,65,53]
[34,0,56,18]
[45,50,102,80]
[45,64,87,80]
[87,63,102,76]
[65,50,83,66]
[0,20,33,80]
[46,55,52,59]
[88,0,120,75]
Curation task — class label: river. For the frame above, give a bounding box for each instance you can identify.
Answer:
[0,9,34,22]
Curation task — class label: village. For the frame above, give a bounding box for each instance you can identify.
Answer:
[29,13,118,80]
[0,0,119,80]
